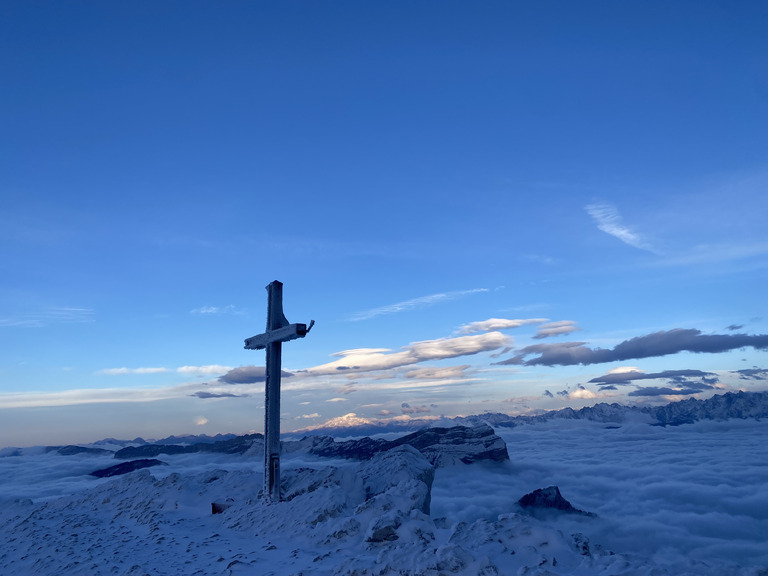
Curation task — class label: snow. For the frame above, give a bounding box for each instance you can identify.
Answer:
[1,417,767,575]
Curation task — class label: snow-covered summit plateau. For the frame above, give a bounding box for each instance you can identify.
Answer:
[1,391,767,575]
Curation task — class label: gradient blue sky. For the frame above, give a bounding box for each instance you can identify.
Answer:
[2,1,767,446]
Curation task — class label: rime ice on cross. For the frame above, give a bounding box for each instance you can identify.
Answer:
[244,280,313,501]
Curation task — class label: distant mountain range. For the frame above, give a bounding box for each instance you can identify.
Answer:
[3,391,765,457]
[292,390,768,439]
[452,389,768,429]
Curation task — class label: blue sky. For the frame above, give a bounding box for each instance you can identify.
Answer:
[1,1,767,446]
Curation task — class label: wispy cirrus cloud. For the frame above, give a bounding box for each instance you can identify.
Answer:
[0,381,206,408]
[347,288,488,321]
[98,365,232,377]
[653,241,768,267]
[190,305,245,315]
[585,202,656,253]
[0,307,94,328]
[97,367,169,375]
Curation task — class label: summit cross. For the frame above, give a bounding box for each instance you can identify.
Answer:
[244,280,313,501]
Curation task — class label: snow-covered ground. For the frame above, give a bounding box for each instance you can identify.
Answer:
[1,415,767,575]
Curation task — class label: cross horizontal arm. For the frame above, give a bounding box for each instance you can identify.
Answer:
[244,323,309,350]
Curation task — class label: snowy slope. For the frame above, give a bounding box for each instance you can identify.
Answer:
[2,393,767,575]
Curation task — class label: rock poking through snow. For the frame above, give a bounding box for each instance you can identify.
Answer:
[303,423,509,466]
[517,485,596,517]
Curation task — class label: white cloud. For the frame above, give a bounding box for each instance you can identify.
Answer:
[459,318,548,334]
[195,416,208,426]
[533,320,579,339]
[307,332,511,375]
[608,366,643,374]
[347,288,488,321]
[569,386,599,399]
[329,348,391,357]
[325,397,347,403]
[585,202,656,252]
[177,365,232,376]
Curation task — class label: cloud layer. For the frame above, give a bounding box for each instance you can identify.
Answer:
[218,366,292,384]
[498,329,768,366]
[308,332,511,375]
[459,318,547,334]
[533,320,579,339]
[588,368,717,386]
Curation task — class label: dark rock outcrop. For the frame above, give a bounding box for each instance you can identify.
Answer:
[156,433,238,445]
[306,424,509,466]
[114,433,262,459]
[49,445,112,456]
[90,459,167,478]
[517,486,595,517]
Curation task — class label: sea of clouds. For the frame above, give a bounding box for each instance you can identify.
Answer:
[1,415,766,575]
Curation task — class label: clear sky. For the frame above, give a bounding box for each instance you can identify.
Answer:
[2,1,767,447]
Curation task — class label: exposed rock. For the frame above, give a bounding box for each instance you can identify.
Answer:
[211,498,234,514]
[517,486,595,517]
[90,459,167,478]
[397,424,509,466]
[364,514,401,542]
[155,433,238,445]
[305,424,509,467]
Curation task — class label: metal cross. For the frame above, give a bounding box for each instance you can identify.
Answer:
[244,280,313,501]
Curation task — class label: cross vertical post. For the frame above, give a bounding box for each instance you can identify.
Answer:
[264,281,283,502]
[244,280,313,502]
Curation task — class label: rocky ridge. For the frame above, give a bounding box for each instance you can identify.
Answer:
[300,424,509,466]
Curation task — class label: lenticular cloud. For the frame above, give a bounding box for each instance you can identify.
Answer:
[498,328,768,366]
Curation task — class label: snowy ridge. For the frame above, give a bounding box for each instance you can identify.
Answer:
[1,444,684,576]
[450,390,768,429]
